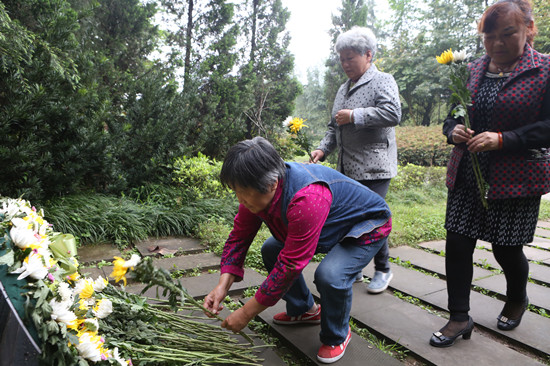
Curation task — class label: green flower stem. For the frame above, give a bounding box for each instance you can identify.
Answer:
[457,98,489,210]
[126,342,263,365]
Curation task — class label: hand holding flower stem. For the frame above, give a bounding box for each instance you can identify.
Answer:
[437,49,489,209]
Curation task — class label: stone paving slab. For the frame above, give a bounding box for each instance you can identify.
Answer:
[254,299,403,366]
[472,276,550,311]
[135,237,204,257]
[391,246,496,281]
[424,288,550,357]
[376,261,550,357]
[300,263,544,366]
[395,245,550,311]
[178,270,265,299]
[79,265,108,280]
[537,220,550,229]
[152,252,221,272]
[535,226,550,238]
[529,236,550,250]
[419,242,550,285]
[215,307,287,366]
[77,243,123,264]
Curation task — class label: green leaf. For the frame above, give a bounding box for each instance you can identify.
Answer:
[0,250,14,266]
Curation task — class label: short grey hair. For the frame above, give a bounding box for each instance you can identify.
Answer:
[335,26,377,58]
[220,137,286,193]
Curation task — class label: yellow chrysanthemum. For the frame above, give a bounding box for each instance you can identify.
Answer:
[78,298,90,310]
[67,271,80,282]
[436,48,454,65]
[78,279,95,299]
[289,117,308,134]
[67,318,84,331]
[110,256,129,286]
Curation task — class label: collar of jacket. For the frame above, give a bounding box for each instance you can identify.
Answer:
[346,63,379,95]
[469,43,539,101]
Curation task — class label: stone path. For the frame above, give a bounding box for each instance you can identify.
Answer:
[78,220,550,365]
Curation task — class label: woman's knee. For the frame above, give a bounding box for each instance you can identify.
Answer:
[261,236,283,264]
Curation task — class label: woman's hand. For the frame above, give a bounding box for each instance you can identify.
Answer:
[451,124,474,144]
[310,149,325,163]
[203,273,235,317]
[335,109,353,126]
[221,297,267,333]
[467,131,500,152]
[221,307,253,333]
[203,285,226,317]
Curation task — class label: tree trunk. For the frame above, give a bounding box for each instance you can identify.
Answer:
[183,0,194,90]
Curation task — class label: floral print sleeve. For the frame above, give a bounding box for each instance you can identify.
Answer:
[255,183,332,307]
[220,204,263,281]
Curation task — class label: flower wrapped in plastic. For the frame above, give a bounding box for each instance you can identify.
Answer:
[437,48,489,209]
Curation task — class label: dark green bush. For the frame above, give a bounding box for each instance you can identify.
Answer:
[172,153,232,200]
[396,126,452,166]
[390,164,446,192]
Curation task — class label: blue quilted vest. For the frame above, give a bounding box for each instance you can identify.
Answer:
[281,162,391,250]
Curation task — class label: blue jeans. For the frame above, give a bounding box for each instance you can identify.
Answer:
[358,178,391,273]
[261,235,386,345]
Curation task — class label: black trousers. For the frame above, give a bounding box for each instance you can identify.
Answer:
[445,231,529,321]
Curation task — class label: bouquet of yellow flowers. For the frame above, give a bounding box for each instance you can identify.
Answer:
[283,116,312,159]
[437,48,489,209]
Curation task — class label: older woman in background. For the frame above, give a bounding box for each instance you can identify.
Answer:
[430,0,550,348]
[311,26,401,294]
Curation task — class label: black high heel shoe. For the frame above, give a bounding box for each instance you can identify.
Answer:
[497,297,529,331]
[430,316,474,348]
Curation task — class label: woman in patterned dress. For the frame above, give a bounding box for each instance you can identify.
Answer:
[430,0,550,348]
[310,26,401,294]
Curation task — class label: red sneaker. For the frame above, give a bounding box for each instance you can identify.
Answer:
[272,305,321,325]
[316,327,352,364]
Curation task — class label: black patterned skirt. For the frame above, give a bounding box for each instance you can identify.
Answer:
[445,151,541,246]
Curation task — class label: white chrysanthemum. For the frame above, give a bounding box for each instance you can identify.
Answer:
[453,50,467,63]
[112,347,130,366]
[92,276,108,292]
[76,332,103,362]
[57,282,74,302]
[74,278,95,299]
[9,226,39,249]
[282,116,293,128]
[11,252,48,280]
[83,318,99,332]
[1,199,23,219]
[123,254,141,268]
[49,299,77,325]
[93,298,113,319]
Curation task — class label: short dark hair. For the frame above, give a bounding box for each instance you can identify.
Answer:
[478,0,537,45]
[220,137,286,193]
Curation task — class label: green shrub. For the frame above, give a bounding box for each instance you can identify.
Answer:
[196,219,270,275]
[387,164,448,246]
[43,192,238,249]
[396,126,452,166]
[390,164,446,192]
[172,153,232,199]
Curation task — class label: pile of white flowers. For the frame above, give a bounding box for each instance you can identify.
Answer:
[0,198,131,365]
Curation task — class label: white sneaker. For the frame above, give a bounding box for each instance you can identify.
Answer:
[367,271,393,294]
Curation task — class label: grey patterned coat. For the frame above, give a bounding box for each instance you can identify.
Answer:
[318,64,402,180]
